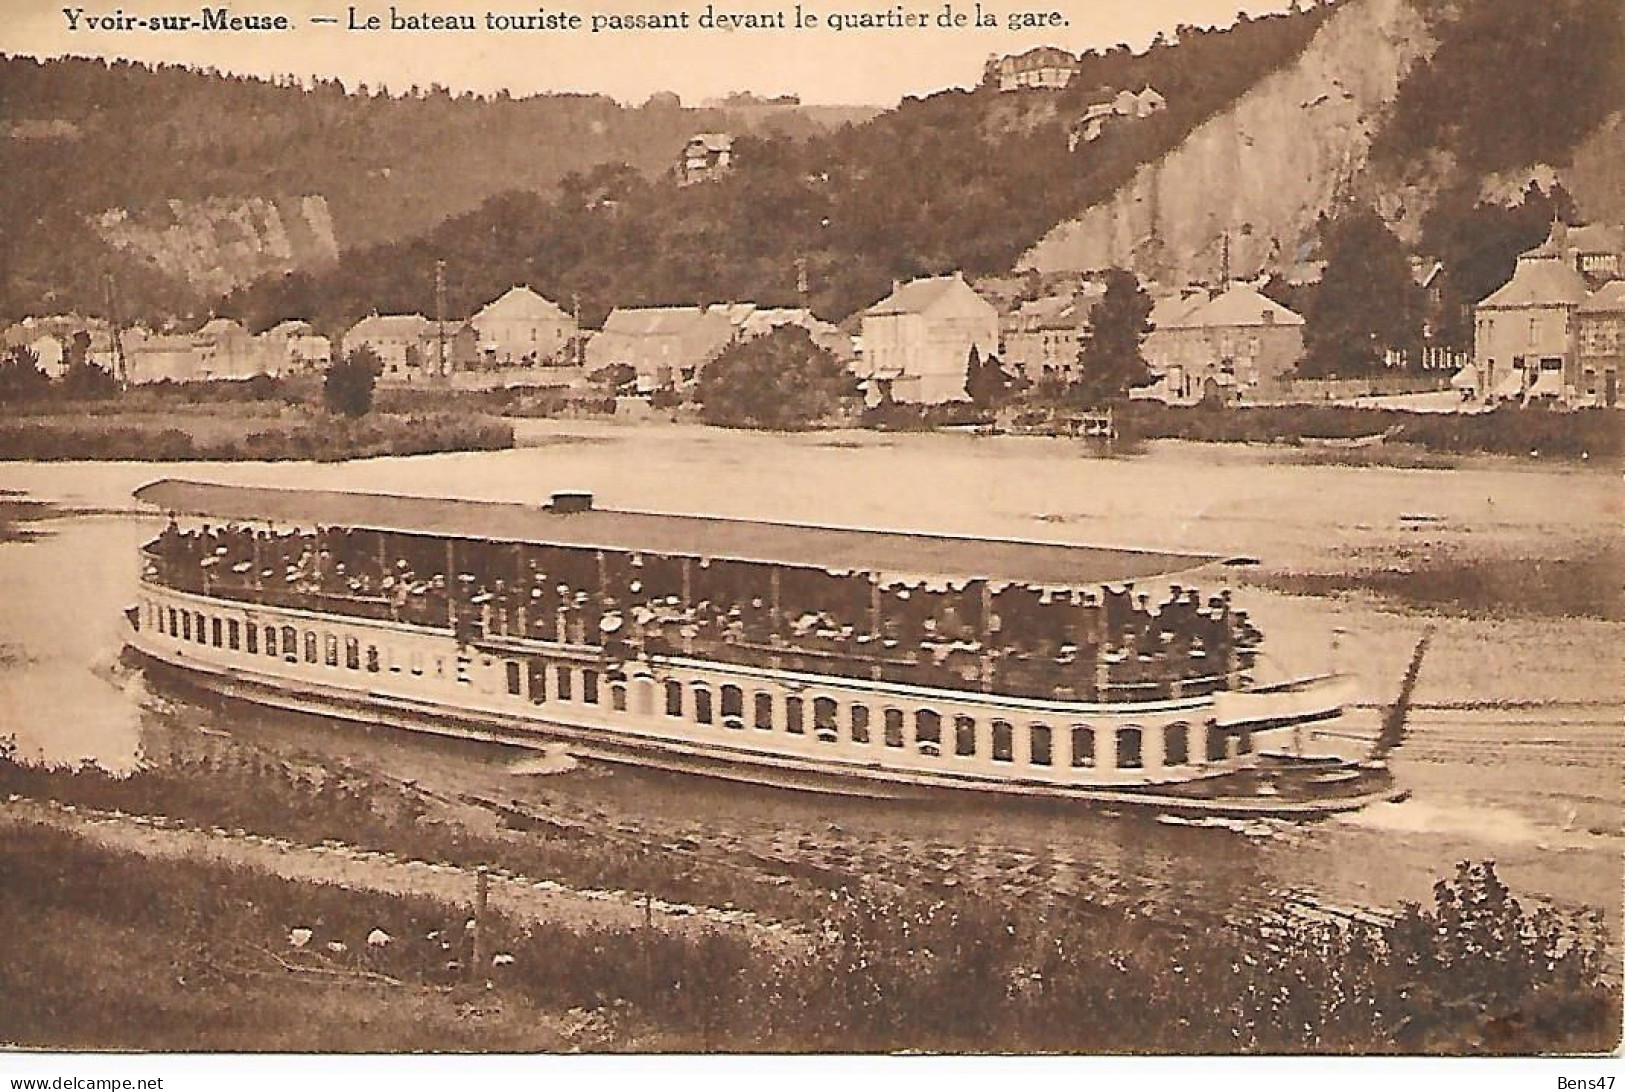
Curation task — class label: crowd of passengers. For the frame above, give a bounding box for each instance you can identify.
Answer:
[151,522,1262,702]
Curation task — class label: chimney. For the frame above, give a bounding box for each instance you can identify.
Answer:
[546,490,594,514]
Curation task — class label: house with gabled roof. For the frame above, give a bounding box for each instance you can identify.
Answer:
[1470,224,1593,405]
[470,286,575,366]
[1142,284,1304,401]
[585,306,736,390]
[857,272,999,405]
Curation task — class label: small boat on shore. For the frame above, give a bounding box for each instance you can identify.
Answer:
[1299,426,1402,451]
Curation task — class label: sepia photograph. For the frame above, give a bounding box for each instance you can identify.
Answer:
[0,0,1621,1074]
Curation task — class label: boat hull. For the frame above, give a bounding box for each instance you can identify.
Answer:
[126,581,1398,818]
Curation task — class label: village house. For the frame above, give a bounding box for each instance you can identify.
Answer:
[261,320,333,374]
[1569,224,1624,286]
[469,286,575,366]
[858,272,999,405]
[1141,284,1305,402]
[678,133,734,185]
[3,315,117,378]
[700,303,855,362]
[996,47,1080,92]
[1575,281,1624,408]
[585,306,736,390]
[1469,224,1593,406]
[343,314,438,381]
[1001,288,1104,385]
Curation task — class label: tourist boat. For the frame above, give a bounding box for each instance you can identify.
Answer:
[123,479,1407,817]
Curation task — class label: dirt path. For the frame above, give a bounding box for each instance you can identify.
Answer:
[0,795,805,951]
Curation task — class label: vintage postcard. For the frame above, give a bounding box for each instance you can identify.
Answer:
[0,0,1620,1076]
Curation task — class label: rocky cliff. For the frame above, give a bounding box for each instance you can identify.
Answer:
[1017,0,1433,284]
[92,196,340,299]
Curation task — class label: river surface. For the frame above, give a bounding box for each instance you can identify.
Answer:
[2,424,1620,932]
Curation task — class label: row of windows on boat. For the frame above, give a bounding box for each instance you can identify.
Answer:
[143,600,1247,769]
[150,524,1262,703]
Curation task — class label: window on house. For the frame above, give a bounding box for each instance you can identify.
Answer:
[556,665,573,702]
[665,679,684,717]
[721,685,744,728]
[506,660,523,697]
[754,691,774,730]
[693,684,713,725]
[345,637,360,670]
[582,669,600,705]
[784,696,805,734]
[245,622,258,654]
[227,619,240,650]
[814,697,838,742]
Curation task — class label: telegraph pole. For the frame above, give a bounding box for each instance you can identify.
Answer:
[102,270,127,388]
[435,259,447,378]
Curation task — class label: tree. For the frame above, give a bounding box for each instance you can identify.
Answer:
[963,346,1022,414]
[0,344,51,404]
[589,361,637,397]
[697,327,854,429]
[1302,206,1426,378]
[57,332,118,400]
[323,345,381,417]
[1072,268,1153,407]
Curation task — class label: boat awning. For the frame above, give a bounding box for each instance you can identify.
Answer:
[134,479,1223,586]
[1449,365,1476,390]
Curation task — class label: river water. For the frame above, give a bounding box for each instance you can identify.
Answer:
[2,423,1620,931]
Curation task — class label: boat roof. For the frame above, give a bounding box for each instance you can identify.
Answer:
[135,479,1221,586]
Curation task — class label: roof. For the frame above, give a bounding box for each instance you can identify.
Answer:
[1569,224,1623,254]
[865,274,992,318]
[1170,285,1303,329]
[196,318,245,337]
[265,320,316,336]
[1579,280,1625,314]
[347,314,433,340]
[474,286,569,323]
[600,306,733,338]
[1148,292,1207,329]
[1478,256,1591,309]
[135,479,1220,587]
[686,132,733,152]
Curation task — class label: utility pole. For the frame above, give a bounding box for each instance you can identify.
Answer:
[1219,231,1231,288]
[572,293,583,370]
[435,259,447,379]
[102,270,127,388]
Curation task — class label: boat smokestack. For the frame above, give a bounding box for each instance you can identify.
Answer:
[547,490,594,514]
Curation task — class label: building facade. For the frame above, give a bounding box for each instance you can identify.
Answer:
[470,286,575,366]
[1576,281,1624,408]
[585,307,737,390]
[1470,225,1594,405]
[1142,285,1305,402]
[858,272,1000,405]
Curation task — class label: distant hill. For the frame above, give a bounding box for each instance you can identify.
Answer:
[219,3,1339,333]
[0,55,877,321]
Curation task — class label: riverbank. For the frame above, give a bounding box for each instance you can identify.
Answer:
[2,772,1616,1052]
[0,407,514,461]
[1117,402,1623,460]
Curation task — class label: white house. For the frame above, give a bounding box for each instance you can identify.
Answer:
[858,272,999,405]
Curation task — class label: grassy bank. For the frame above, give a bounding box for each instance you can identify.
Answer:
[1,814,1615,1053]
[0,409,514,461]
[1118,403,1624,460]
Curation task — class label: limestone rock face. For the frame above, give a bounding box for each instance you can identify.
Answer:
[93,195,340,298]
[1018,0,1433,284]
